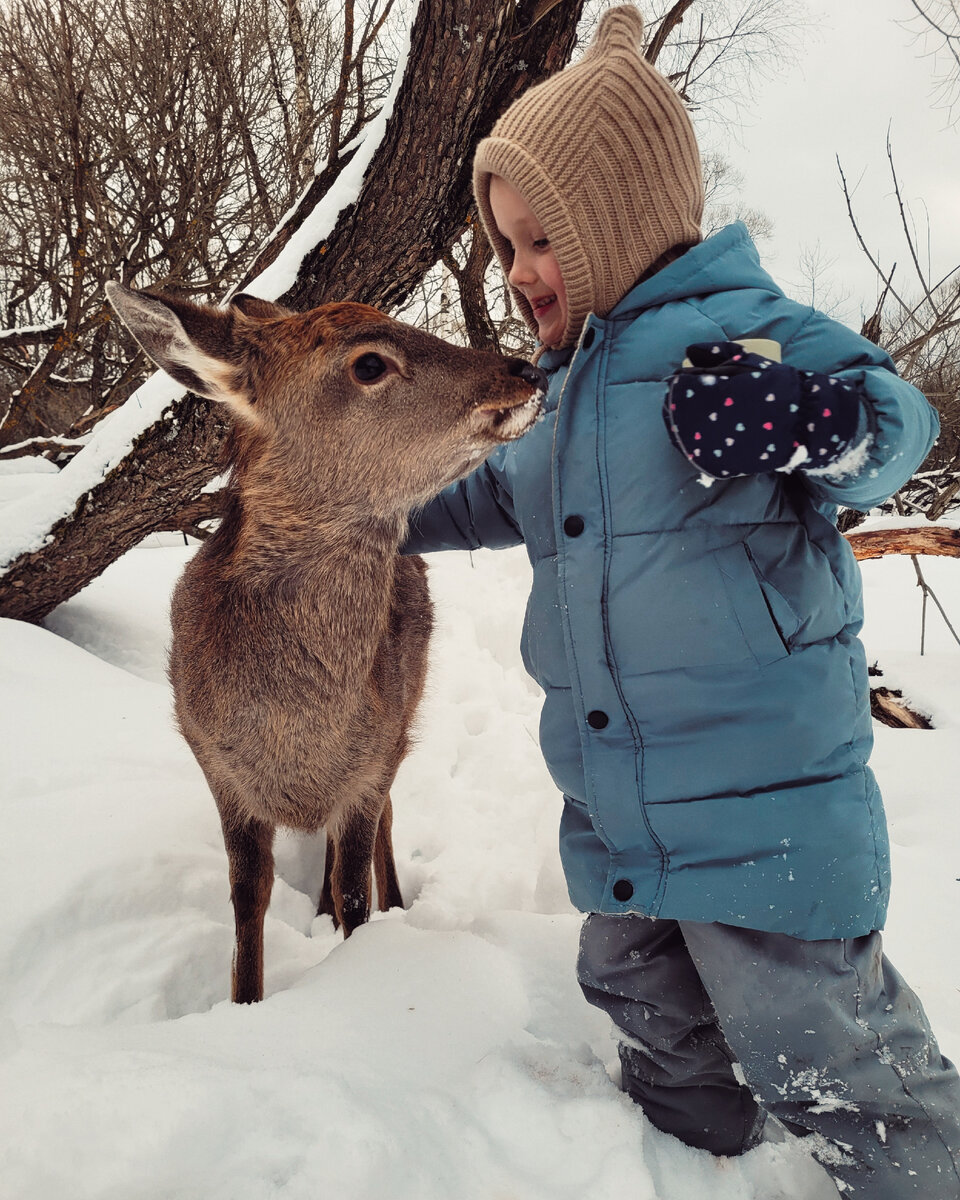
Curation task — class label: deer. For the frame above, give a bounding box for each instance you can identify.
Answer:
[105,283,546,1003]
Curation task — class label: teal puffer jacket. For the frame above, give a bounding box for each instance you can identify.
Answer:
[406,224,939,939]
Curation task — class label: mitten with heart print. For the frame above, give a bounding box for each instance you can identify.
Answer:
[663,341,863,480]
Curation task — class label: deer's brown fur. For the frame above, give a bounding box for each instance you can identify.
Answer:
[105,283,544,1003]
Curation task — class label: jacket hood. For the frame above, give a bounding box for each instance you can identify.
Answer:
[537,224,780,374]
[610,223,782,317]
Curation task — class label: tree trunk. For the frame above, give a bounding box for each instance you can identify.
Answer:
[0,0,584,624]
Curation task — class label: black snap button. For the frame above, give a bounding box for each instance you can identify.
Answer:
[563,515,584,537]
[582,328,596,348]
[586,710,609,729]
[613,879,634,902]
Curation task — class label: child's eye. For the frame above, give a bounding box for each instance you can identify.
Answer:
[533,238,550,250]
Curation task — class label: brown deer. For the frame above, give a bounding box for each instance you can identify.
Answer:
[105,283,546,1003]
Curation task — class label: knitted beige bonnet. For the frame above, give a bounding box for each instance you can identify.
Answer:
[474,4,703,348]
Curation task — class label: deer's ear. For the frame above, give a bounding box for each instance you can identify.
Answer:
[105,282,248,405]
[230,293,293,321]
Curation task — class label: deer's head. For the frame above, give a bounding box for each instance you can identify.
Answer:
[105,284,546,517]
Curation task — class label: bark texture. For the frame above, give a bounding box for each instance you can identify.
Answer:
[845,525,960,561]
[870,686,932,730]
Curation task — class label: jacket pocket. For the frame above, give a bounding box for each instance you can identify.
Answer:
[605,536,790,675]
[714,542,792,666]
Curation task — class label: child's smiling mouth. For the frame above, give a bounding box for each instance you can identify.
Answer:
[531,295,556,316]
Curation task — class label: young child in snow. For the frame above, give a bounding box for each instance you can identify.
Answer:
[405,7,960,1195]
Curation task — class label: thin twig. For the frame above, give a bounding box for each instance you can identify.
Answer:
[885,128,939,316]
[894,494,960,652]
[837,155,907,311]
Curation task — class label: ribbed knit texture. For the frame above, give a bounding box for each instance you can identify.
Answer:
[474,5,703,348]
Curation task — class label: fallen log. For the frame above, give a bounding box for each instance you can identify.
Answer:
[846,525,960,561]
[870,686,933,730]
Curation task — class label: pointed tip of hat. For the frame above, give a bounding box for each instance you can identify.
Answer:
[593,5,645,54]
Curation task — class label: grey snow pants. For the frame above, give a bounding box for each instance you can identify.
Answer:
[577,914,960,1197]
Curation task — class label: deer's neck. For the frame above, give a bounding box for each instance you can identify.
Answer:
[209,459,409,668]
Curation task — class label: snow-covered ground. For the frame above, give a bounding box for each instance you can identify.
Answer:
[1,460,958,1199]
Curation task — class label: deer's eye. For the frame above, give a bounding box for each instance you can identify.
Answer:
[352,353,388,384]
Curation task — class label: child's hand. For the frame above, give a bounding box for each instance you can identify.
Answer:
[662,341,862,480]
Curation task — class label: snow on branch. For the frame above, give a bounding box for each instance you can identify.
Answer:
[0,320,66,345]
[0,370,184,567]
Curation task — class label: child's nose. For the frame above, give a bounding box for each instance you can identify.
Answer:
[509,252,536,288]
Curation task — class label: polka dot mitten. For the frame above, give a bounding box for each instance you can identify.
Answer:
[663,341,863,480]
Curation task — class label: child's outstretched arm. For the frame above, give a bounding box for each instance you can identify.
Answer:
[663,321,938,512]
[783,308,939,510]
[404,446,524,554]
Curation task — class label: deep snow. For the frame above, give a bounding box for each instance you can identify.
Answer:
[1,477,958,1198]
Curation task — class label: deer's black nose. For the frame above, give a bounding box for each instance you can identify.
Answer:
[507,358,548,392]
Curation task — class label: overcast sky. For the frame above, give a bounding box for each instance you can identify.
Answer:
[699,0,960,325]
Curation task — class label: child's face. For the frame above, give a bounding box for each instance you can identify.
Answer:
[488,175,568,348]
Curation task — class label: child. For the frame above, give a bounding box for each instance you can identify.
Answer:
[405,7,960,1195]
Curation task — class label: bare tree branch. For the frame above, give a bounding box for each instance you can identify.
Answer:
[645,0,697,65]
[906,0,960,122]
[0,320,66,347]
[0,0,387,445]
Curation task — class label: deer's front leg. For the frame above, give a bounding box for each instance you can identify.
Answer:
[333,805,380,937]
[222,814,275,1003]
